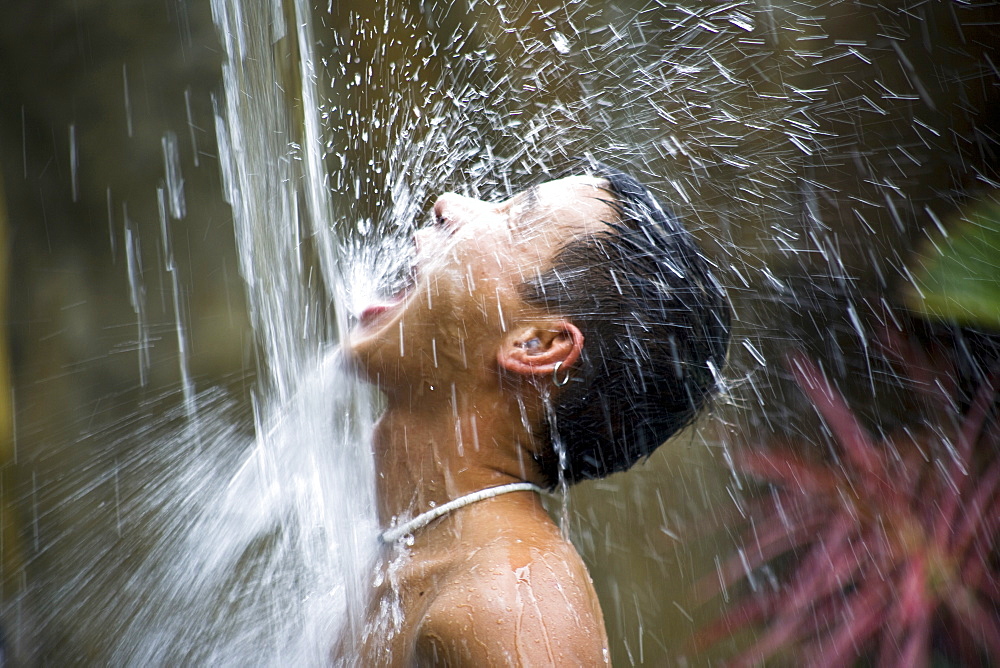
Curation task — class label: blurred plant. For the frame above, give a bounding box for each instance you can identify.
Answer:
[904,193,1000,330]
[698,340,999,667]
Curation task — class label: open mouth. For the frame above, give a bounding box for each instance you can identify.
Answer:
[357,290,407,329]
[357,239,419,329]
[354,212,455,330]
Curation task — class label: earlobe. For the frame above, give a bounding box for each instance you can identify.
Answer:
[497,321,584,378]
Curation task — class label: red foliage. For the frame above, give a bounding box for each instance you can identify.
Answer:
[699,349,1000,667]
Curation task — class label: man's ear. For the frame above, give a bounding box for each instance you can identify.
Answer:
[496,321,584,377]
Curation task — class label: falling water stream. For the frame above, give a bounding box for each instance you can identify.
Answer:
[15,1,383,663]
[93,0,387,661]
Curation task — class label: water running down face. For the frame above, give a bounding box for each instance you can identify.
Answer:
[347,176,618,393]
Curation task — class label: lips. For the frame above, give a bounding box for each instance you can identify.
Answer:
[353,215,454,332]
[358,293,405,329]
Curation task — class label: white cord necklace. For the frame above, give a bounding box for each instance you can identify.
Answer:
[379,482,545,545]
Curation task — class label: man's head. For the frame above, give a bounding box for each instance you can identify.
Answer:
[518,163,730,485]
[348,163,730,486]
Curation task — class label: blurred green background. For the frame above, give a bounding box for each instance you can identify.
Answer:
[2,0,999,664]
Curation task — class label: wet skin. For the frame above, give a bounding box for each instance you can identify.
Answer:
[342,176,615,666]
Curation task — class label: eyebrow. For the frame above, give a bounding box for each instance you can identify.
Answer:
[520,184,540,213]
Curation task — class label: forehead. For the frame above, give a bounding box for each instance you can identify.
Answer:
[513,175,618,234]
[532,175,613,206]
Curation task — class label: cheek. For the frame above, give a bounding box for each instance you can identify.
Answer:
[435,245,506,310]
[425,269,495,335]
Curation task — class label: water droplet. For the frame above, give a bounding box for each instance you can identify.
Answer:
[550,31,571,55]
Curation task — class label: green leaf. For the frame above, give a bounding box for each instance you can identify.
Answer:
[904,196,1000,330]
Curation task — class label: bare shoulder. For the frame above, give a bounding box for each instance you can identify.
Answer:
[415,533,610,666]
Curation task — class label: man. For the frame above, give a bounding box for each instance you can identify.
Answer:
[342,162,730,665]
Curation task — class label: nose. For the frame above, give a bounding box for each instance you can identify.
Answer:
[432,193,489,231]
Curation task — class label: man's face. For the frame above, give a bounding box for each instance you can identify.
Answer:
[347,175,616,389]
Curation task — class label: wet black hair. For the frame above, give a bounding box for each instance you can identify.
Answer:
[521,161,731,486]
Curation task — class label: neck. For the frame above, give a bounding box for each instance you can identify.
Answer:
[373,383,544,529]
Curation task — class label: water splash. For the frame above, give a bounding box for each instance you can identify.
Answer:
[161,132,186,221]
[29,0,381,661]
[123,209,150,387]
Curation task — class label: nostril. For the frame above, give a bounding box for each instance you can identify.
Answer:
[432,196,457,231]
[432,198,447,226]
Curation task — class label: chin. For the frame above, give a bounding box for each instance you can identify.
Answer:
[343,329,384,383]
[343,323,407,389]
[339,335,370,380]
